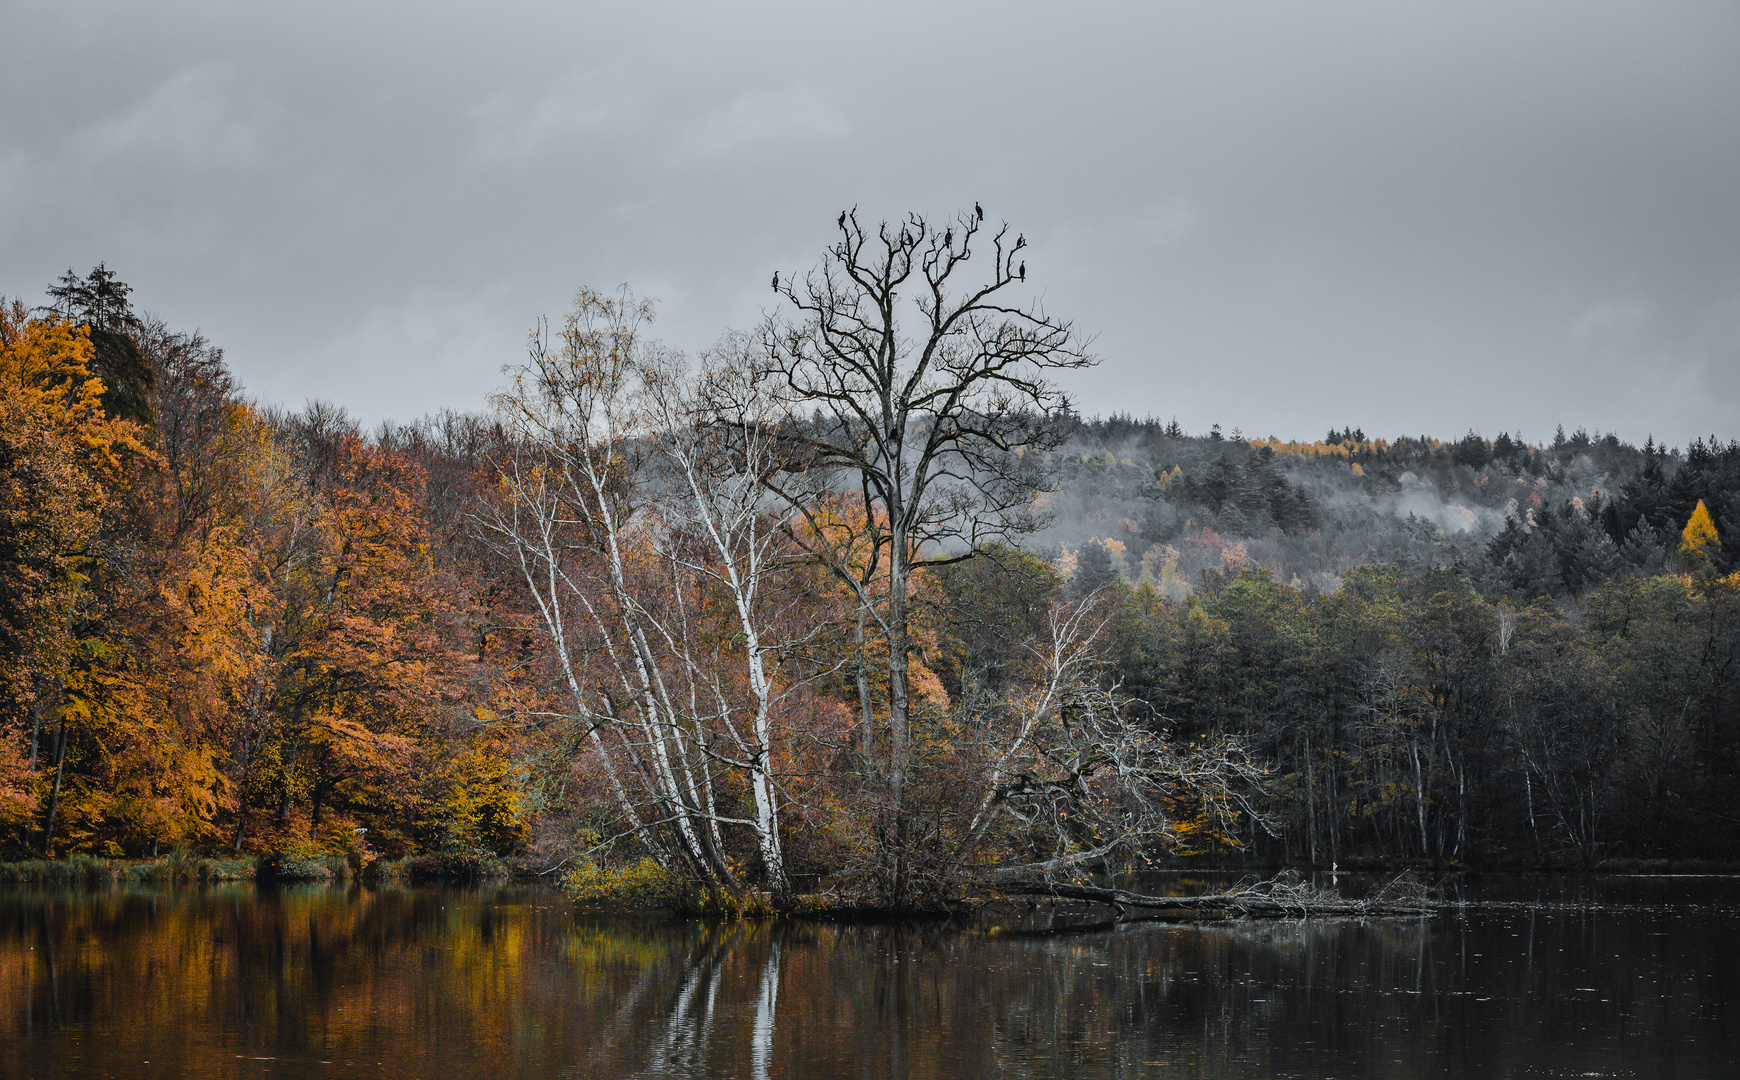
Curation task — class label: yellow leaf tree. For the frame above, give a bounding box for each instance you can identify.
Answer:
[1681,499,1721,567]
[0,301,149,843]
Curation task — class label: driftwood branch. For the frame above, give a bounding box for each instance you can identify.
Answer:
[996,874,1441,918]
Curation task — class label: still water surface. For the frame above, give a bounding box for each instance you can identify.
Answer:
[3,875,1736,1079]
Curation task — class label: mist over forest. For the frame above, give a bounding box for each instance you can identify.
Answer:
[4,256,1737,906]
[1036,412,1738,598]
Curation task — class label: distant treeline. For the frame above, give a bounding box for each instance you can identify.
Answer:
[1036,411,1738,599]
[1044,563,1738,867]
[998,414,1740,867]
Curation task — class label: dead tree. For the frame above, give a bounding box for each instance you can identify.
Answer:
[997,872,1440,919]
[947,591,1275,890]
[761,207,1094,902]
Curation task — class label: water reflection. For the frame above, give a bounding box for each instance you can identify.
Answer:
[2,878,1736,1078]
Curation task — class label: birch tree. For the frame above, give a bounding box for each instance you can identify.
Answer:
[489,289,824,894]
[637,335,835,896]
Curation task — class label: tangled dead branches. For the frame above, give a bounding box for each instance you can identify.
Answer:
[998,870,1441,920]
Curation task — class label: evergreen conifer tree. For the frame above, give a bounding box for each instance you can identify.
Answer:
[1070,540,1121,600]
[42,266,155,426]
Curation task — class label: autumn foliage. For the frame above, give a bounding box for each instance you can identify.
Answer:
[6,262,1740,891]
[1681,498,1721,566]
[0,285,521,860]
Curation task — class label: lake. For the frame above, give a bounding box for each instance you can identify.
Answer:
[3,874,1736,1078]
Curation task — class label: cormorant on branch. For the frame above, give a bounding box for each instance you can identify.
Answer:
[771,271,779,292]
[1016,233,1025,249]
[944,228,952,246]
[838,210,846,229]
[975,201,983,221]
[1018,261,1025,281]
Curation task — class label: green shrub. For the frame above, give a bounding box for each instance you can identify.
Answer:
[194,857,255,881]
[402,848,510,881]
[364,857,410,884]
[263,841,338,882]
[0,854,122,884]
[0,853,257,884]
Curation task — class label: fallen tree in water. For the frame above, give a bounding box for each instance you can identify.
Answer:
[994,872,1441,919]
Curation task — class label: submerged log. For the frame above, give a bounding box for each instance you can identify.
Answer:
[996,875,1442,919]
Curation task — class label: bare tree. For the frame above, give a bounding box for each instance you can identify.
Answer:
[951,592,1274,889]
[762,207,1094,900]
[638,334,835,897]
[486,288,830,896]
[488,289,699,879]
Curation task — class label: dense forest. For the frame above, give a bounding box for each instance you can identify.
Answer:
[4,235,1737,903]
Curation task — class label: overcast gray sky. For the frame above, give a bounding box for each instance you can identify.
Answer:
[5,1,1737,447]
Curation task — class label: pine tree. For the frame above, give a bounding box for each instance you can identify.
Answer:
[42,266,156,426]
[1618,436,1670,535]
[1071,541,1121,600]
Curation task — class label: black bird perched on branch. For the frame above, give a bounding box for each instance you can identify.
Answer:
[1018,261,1025,281]
[838,210,846,229]
[975,201,983,221]
[771,271,779,292]
[1016,233,1025,249]
[944,228,952,246]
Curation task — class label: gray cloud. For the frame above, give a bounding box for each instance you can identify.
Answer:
[666,87,849,164]
[3,0,1736,446]
[469,73,639,165]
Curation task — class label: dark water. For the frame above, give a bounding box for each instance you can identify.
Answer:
[3,875,1736,1079]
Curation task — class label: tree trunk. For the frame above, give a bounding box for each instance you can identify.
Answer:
[885,548,911,901]
[854,608,874,763]
[1525,769,1540,861]
[28,692,43,773]
[1328,701,1342,868]
[1305,731,1318,866]
[41,714,70,854]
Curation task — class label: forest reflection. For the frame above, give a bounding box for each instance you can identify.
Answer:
[3,882,1735,1078]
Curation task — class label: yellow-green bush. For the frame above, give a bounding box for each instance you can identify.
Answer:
[562,858,800,915]
[565,857,685,909]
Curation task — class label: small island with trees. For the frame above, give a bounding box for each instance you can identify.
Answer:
[4,210,1737,918]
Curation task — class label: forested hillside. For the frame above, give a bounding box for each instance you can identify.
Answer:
[1036,412,1737,598]
[3,256,1737,899]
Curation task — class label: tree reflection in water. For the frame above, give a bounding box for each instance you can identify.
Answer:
[1,881,1736,1078]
